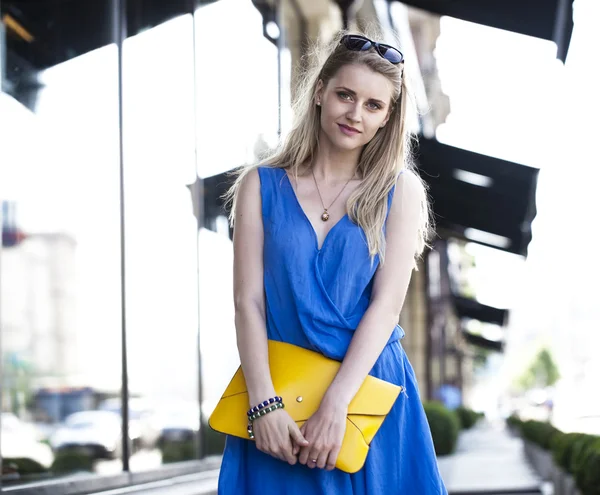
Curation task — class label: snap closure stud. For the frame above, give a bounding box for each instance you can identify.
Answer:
[296,396,303,403]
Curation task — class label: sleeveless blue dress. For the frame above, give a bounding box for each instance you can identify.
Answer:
[217,166,447,494]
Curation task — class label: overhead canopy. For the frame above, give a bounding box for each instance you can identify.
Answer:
[462,330,504,353]
[416,137,539,257]
[394,0,573,61]
[453,295,508,327]
[2,0,196,70]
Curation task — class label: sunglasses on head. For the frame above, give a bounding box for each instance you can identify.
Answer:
[340,35,404,65]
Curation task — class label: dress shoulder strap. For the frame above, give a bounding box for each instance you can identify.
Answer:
[257,165,285,221]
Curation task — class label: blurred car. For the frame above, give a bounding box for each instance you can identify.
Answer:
[49,410,122,460]
[97,398,161,450]
[155,403,200,445]
[1,413,54,468]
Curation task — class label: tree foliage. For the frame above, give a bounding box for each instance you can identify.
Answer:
[515,347,560,390]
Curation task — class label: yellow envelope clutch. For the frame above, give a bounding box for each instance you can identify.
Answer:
[208,340,402,473]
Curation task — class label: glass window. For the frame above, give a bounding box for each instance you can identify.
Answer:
[121,13,201,470]
[194,0,279,179]
[1,0,123,483]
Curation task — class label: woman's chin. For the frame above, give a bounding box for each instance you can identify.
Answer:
[326,134,364,152]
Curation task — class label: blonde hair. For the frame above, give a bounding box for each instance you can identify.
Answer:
[225,29,432,265]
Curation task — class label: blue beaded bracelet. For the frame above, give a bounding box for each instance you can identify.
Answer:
[248,401,284,422]
[247,396,283,417]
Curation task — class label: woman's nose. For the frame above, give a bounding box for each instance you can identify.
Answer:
[346,103,362,123]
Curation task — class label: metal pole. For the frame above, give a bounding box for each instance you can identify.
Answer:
[113,0,130,471]
[276,0,283,138]
[0,6,5,484]
[190,0,206,459]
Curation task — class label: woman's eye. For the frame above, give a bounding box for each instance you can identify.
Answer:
[368,102,382,110]
[337,92,351,100]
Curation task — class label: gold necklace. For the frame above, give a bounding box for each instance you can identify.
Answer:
[311,168,356,222]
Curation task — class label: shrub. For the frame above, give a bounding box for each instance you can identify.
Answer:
[506,414,522,428]
[51,450,94,473]
[205,421,226,456]
[520,420,560,450]
[2,458,47,476]
[573,437,600,495]
[161,440,196,463]
[423,401,460,456]
[455,406,479,429]
[571,435,600,481]
[160,421,226,463]
[551,432,590,473]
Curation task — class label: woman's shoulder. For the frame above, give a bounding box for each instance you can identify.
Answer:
[388,168,426,217]
[392,168,425,196]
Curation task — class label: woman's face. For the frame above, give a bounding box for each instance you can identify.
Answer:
[317,63,394,152]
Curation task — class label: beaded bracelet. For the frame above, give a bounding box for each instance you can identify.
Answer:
[247,396,283,418]
[247,401,285,439]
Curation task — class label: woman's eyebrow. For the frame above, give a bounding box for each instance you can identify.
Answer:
[335,86,386,106]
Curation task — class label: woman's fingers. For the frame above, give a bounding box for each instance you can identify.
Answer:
[307,448,322,469]
[298,443,311,465]
[325,444,341,471]
[252,410,302,465]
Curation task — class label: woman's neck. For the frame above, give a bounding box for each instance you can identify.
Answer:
[310,139,361,182]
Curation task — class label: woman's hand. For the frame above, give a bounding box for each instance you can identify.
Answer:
[298,398,347,471]
[252,409,309,465]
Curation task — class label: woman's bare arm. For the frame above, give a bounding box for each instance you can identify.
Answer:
[325,171,423,405]
[232,168,276,406]
[232,168,309,464]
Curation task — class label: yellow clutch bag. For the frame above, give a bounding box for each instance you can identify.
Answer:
[208,340,402,473]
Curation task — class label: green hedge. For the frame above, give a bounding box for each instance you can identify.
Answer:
[512,418,600,495]
[51,450,94,473]
[161,421,226,463]
[423,401,460,456]
[570,435,600,494]
[161,440,196,463]
[506,414,522,429]
[455,406,479,429]
[2,458,47,476]
[550,432,591,474]
[520,420,560,450]
[573,437,600,495]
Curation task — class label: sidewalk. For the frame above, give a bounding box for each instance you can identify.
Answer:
[90,421,541,495]
[437,420,542,495]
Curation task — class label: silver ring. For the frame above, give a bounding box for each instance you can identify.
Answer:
[311,458,317,463]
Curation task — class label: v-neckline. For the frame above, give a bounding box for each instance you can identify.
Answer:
[282,170,349,252]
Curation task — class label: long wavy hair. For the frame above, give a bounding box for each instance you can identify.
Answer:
[224,29,432,265]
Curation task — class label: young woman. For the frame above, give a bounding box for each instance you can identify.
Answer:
[219,31,447,494]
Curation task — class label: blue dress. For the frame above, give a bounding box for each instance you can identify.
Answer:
[218,166,447,494]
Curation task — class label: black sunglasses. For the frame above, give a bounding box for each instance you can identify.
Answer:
[340,35,404,65]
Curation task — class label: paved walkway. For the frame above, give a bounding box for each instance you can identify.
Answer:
[92,420,541,495]
[438,420,542,494]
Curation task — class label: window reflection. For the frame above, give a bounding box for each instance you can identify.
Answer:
[1,0,122,483]
[122,14,200,470]
[1,0,285,485]
[194,0,279,179]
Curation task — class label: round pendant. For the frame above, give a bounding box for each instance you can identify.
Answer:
[321,211,330,222]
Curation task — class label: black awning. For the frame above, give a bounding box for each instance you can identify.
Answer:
[453,295,508,326]
[394,0,573,61]
[416,137,539,257]
[1,0,200,71]
[462,330,504,353]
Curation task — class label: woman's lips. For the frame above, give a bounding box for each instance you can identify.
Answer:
[338,124,360,136]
